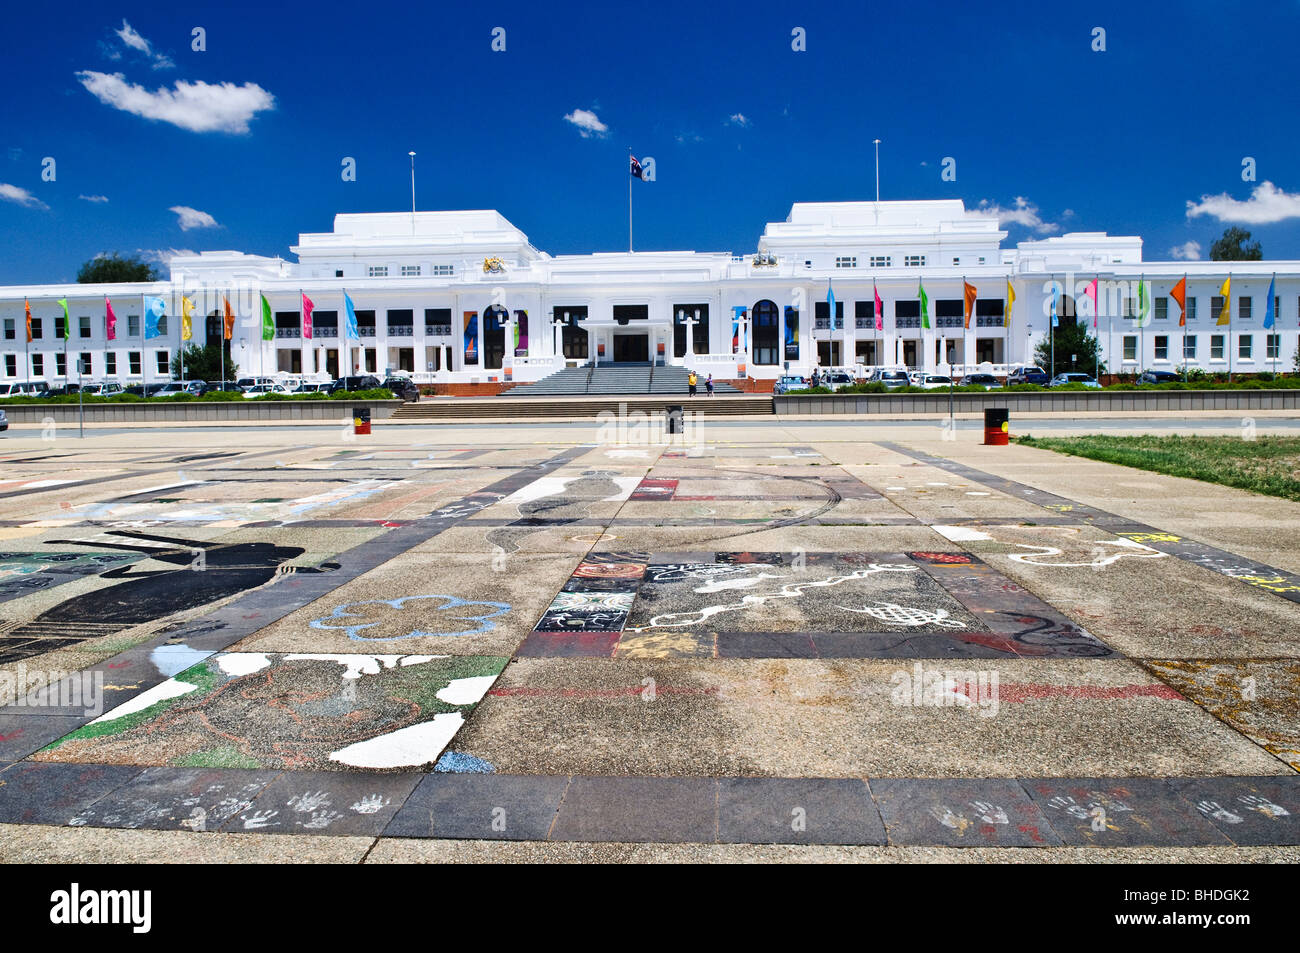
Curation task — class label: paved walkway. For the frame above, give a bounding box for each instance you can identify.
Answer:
[0,421,1296,862]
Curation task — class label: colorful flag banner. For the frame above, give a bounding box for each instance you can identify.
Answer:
[58,298,70,339]
[1217,277,1231,326]
[181,296,194,341]
[962,280,977,330]
[464,311,479,363]
[1137,278,1152,328]
[1264,275,1276,330]
[784,305,798,359]
[260,294,274,341]
[629,155,646,180]
[24,299,32,343]
[874,281,883,331]
[827,280,837,329]
[144,296,166,339]
[732,305,746,353]
[1005,280,1016,328]
[513,310,528,353]
[1050,281,1059,328]
[918,280,930,329]
[1170,277,1187,328]
[223,296,235,340]
[344,291,359,340]
[302,292,314,340]
[105,297,117,341]
[1085,279,1098,328]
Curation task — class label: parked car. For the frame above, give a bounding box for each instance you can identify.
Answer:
[48,384,83,396]
[236,377,277,392]
[907,370,926,386]
[919,374,954,390]
[205,381,244,393]
[243,383,292,398]
[1007,365,1050,385]
[1048,372,1102,388]
[962,373,1002,389]
[1138,370,1182,384]
[79,382,125,396]
[326,375,381,395]
[290,382,328,394]
[382,377,420,401]
[822,372,855,392]
[152,380,208,397]
[876,370,912,389]
[0,408,7,432]
[0,383,26,398]
[773,375,807,395]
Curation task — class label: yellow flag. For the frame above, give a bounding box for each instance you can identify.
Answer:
[181,296,194,341]
[1216,277,1231,326]
[1005,279,1016,327]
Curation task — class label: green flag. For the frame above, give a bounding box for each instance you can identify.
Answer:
[58,298,70,339]
[1137,277,1151,328]
[261,293,274,341]
[918,280,930,330]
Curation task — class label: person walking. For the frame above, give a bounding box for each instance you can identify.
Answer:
[705,374,714,397]
[687,370,698,397]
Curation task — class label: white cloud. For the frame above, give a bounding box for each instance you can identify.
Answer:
[169,205,219,230]
[1170,240,1202,261]
[727,113,749,127]
[137,247,196,265]
[563,108,608,138]
[114,19,173,70]
[976,196,1059,234]
[76,71,274,134]
[1185,181,1300,225]
[0,183,49,210]
[78,194,109,203]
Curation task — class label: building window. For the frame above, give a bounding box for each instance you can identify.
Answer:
[335,269,344,278]
[1210,334,1225,360]
[1123,297,1136,319]
[978,257,986,264]
[128,351,141,375]
[367,265,388,278]
[1154,336,1168,360]
[1183,335,1196,359]
[55,352,66,376]
[1186,297,1197,321]
[401,265,421,277]
[432,264,454,276]
[854,300,876,329]
[32,354,43,376]
[834,256,857,269]
[424,308,452,335]
[78,352,92,375]
[55,316,67,338]
[895,300,921,329]
[3,318,12,340]
[128,315,140,337]
[952,258,960,266]
[1123,336,1137,361]
[904,255,926,267]
[1238,335,1252,360]
[80,315,92,338]
[30,317,43,338]
[1239,297,1252,321]
[4,354,14,376]
[814,300,844,329]
[106,352,117,375]
[1211,296,1224,321]
[1267,333,1281,359]
[869,256,891,268]
[1275,296,1281,322]
[156,315,167,335]
[1155,297,1168,321]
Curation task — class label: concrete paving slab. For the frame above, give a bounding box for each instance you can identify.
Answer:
[0,761,142,824]
[224,769,421,835]
[1022,777,1230,847]
[717,777,885,845]
[549,776,717,843]
[384,773,570,840]
[872,778,1061,846]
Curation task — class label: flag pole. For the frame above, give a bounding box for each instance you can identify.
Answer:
[1182,273,1188,381]
[627,150,633,254]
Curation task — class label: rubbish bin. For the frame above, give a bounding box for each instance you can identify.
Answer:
[665,404,684,435]
[983,407,1009,446]
[353,406,371,435]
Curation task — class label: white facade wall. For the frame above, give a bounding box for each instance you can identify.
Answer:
[2,201,1299,386]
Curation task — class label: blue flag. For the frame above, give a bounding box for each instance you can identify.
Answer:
[144,296,166,338]
[1265,275,1276,329]
[1050,285,1059,328]
[344,291,359,340]
[827,280,837,329]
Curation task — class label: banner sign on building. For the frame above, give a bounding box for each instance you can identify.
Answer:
[784,306,799,360]
[464,311,478,363]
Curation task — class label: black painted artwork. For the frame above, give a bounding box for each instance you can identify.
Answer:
[0,531,338,664]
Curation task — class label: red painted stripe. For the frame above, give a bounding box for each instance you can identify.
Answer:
[488,685,719,699]
[961,682,1183,703]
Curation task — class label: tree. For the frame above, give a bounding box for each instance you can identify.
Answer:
[1034,319,1103,378]
[76,253,160,283]
[1209,227,1262,261]
[170,344,237,382]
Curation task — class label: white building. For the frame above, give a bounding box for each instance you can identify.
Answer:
[3,199,1297,388]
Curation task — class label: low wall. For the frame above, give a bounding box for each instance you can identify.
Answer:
[0,399,404,424]
[774,389,1300,415]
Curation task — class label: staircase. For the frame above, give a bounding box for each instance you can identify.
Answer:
[390,393,772,419]
[505,363,741,397]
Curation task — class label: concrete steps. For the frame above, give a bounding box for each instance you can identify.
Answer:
[504,363,742,396]
[390,394,772,419]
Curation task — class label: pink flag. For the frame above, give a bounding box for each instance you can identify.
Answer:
[874,282,884,331]
[105,297,117,340]
[302,292,314,340]
[1085,279,1098,328]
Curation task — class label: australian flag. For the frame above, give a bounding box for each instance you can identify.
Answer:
[629,154,646,180]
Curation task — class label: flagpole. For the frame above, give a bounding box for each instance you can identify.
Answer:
[1226,273,1232,384]
[1050,274,1055,379]
[1182,273,1188,381]
[140,293,146,393]
[627,151,633,254]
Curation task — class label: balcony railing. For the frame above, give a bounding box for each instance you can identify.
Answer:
[855,318,877,329]
[936,316,963,329]
[314,327,338,338]
[387,325,414,337]
[358,327,376,337]
[275,328,301,339]
[425,325,452,336]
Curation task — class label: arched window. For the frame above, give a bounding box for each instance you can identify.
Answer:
[751,300,779,365]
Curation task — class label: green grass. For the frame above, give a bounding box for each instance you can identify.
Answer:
[1015,434,1300,502]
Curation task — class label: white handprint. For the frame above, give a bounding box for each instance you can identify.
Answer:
[242,809,279,830]
[182,807,208,832]
[350,794,391,815]
[1196,800,1243,824]
[929,806,970,832]
[288,790,332,812]
[1047,795,1089,820]
[299,810,341,830]
[1088,792,1134,812]
[969,800,1008,824]
[1238,794,1290,818]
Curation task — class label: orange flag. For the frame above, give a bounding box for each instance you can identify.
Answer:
[1170,276,1187,327]
[223,296,236,340]
[962,280,977,329]
[24,298,32,343]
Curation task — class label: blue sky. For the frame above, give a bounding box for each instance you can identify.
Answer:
[3,0,1300,283]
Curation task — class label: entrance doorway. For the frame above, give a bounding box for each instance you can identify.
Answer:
[612,334,649,363]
